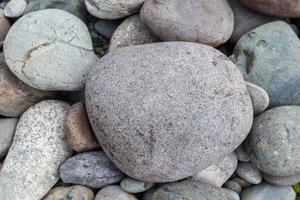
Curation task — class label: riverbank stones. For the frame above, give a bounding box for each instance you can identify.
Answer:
[95,185,138,200]
[0,118,18,158]
[140,0,234,47]
[245,106,300,177]
[4,0,27,18]
[59,151,125,188]
[236,162,262,184]
[43,186,94,200]
[86,42,253,182]
[4,9,96,91]
[231,21,300,107]
[121,177,155,193]
[0,100,72,200]
[0,9,10,41]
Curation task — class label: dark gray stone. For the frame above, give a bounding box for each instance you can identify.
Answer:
[263,173,300,186]
[236,162,262,184]
[0,118,18,158]
[59,151,125,188]
[224,180,242,194]
[94,19,122,39]
[235,144,250,162]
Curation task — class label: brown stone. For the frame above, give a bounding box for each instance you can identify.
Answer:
[43,185,94,200]
[64,102,100,152]
[240,0,300,17]
[0,9,10,41]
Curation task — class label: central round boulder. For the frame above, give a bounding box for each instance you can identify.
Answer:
[85,42,253,182]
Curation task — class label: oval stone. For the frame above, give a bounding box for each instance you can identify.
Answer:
[0,100,72,200]
[95,185,138,200]
[86,42,253,182]
[0,118,18,158]
[236,162,262,184]
[262,173,300,186]
[121,177,155,193]
[4,0,27,18]
[43,185,94,200]
[246,81,269,116]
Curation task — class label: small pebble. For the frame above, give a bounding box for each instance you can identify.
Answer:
[95,185,138,200]
[4,0,27,18]
[245,81,269,115]
[236,162,262,184]
[232,177,252,188]
[43,185,94,200]
[223,188,240,200]
[121,177,155,193]
[0,118,18,158]
[235,144,250,162]
[224,180,242,194]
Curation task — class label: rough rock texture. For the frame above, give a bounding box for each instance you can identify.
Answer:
[140,0,234,47]
[64,102,99,152]
[224,180,242,194]
[236,162,262,184]
[0,9,10,41]
[246,82,269,115]
[4,0,27,18]
[228,0,283,44]
[0,118,18,158]
[60,151,124,188]
[86,42,253,182]
[0,100,72,200]
[231,21,300,107]
[121,177,155,193]
[235,144,250,162]
[43,185,94,200]
[240,0,300,17]
[262,173,300,186]
[95,185,138,200]
[4,9,96,91]
[85,0,144,19]
[109,15,159,51]
[190,152,238,187]
[241,183,296,200]
[246,106,300,177]
[0,53,55,117]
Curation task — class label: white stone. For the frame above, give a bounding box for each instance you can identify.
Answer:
[4,0,27,18]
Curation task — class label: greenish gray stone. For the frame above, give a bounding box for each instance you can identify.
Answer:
[0,118,18,158]
[121,177,155,193]
[224,180,242,194]
[245,106,300,177]
[231,21,300,107]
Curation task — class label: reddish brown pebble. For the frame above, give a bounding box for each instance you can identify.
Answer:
[64,102,100,152]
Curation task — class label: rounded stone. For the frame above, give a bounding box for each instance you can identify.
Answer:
[263,173,300,186]
[236,162,262,184]
[86,42,253,182]
[4,0,27,18]
[140,0,234,47]
[240,0,300,18]
[246,106,300,176]
[85,0,144,19]
[0,100,72,200]
[109,15,159,51]
[64,101,100,152]
[59,151,125,188]
[235,144,251,162]
[190,152,238,187]
[245,82,269,115]
[231,21,300,107]
[43,185,94,200]
[4,9,96,91]
[224,180,242,194]
[0,9,10,41]
[232,177,251,188]
[94,19,122,39]
[121,177,155,193]
[0,53,56,117]
[0,118,18,158]
[95,185,138,200]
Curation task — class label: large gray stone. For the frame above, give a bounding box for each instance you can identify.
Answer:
[86,42,253,182]
[236,162,262,184]
[4,9,96,91]
[0,100,72,200]
[246,106,300,177]
[0,118,18,158]
[140,0,234,47]
[231,21,300,107]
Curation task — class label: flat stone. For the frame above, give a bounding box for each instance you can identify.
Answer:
[4,9,97,91]
[109,15,159,51]
[190,152,238,187]
[240,0,300,17]
[224,180,242,194]
[232,177,251,188]
[0,100,72,200]
[94,19,122,39]
[85,42,253,182]
[236,162,262,184]
[4,0,27,18]
[95,185,138,200]
[245,82,269,115]
[0,9,10,41]
[0,53,56,117]
[121,177,155,193]
[64,102,99,152]
[59,151,125,188]
[140,0,234,47]
[246,106,300,177]
[235,144,251,162]
[85,0,144,19]
[43,185,94,200]
[241,183,296,200]
[231,21,300,107]
[263,173,300,186]
[0,118,18,158]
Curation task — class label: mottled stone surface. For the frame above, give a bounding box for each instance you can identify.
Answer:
[0,9,10,41]
[190,152,238,187]
[246,82,269,115]
[86,42,253,182]
[263,173,300,186]
[109,15,159,51]
[95,185,138,200]
[4,0,27,18]
[0,118,18,158]
[0,100,72,200]
[64,102,99,152]
[236,162,262,184]
[140,0,234,47]
[224,180,242,194]
[240,0,300,17]
[60,151,124,188]
[121,177,155,193]
[43,185,94,200]
[85,0,144,19]
[228,0,283,44]
[231,21,300,107]
[246,106,300,176]
[241,183,296,200]
[0,53,55,117]
[235,144,250,162]
[4,9,96,91]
